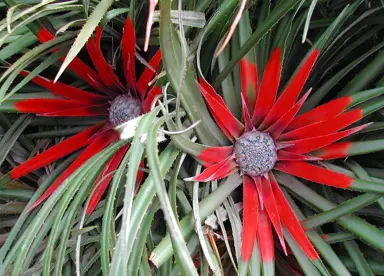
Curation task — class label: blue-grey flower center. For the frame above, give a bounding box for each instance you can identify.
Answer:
[234,130,277,177]
[109,95,142,127]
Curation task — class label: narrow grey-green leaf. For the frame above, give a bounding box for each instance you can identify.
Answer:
[54,0,114,82]
[302,0,318,43]
[147,119,197,275]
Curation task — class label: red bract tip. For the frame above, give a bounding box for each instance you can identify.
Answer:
[280,108,363,141]
[28,130,117,211]
[199,77,228,107]
[199,79,244,141]
[19,71,107,104]
[269,174,319,260]
[257,208,274,262]
[262,49,320,128]
[137,50,162,99]
[258,177,286,255]
[265,89,311,139]
[253,48,281,126]
[277,150,321,161]
[135,160,145,194]
[142,86,162,113]
[286,96,352,131]
[37,29,102,87]
[15,99,84,113]
[37,28,55,42]
[198,146,234,167]
[86,144,129,215]
[86,27,124,92]
[199,78,237,139]
[241,176,259,261]
[241,93,254,131]
[275,161,353,189]
[285,124,368,154]
[311,142,352,160]
[38,103,109,117]
[122,18,136,91]
[191,156,238,182]
[240,58,258,114]
[10,123,104,180]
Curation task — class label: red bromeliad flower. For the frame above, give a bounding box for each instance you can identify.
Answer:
[192,48,374,267]
[0,18,162,214]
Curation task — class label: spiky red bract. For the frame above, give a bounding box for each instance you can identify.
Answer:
[198,146,233,167]
[142,86,162,113]
[280,109,363,140]
[269,174,319,260]
[11,18,162,213]
[39,103,110,117]
[195,47,367,263]
[15,99,84,113]
[37,29,101,87]
[261,49,320,128]
[137,50,162,99]
[311,142,352,160]
[192,157,237,182]
[10,123,104,179]
[265,90,311,139]
[122,18,136,91]
[253,48,281,126]
[198,79,244,140]
[19,71,107,104]
[87,27,124,91]
[199,79,235,140]
[286,96,352,131]
[258,177,286,255]
[28,130,118,211]
[277,150,321,161]
[242,175,259,261]
[86,144,130,215]
[275,161,353,188]
[284,124,368,154]
[241,93,254,131]
[257,208,274,262]
[240,58,258,113]
[37,28,53,41]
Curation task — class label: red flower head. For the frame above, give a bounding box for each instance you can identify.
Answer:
[1,18,162,214]
[192,48,372,267]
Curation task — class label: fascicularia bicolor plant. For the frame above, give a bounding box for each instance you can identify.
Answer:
[0,18,162,214]
[181,47,384,270]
